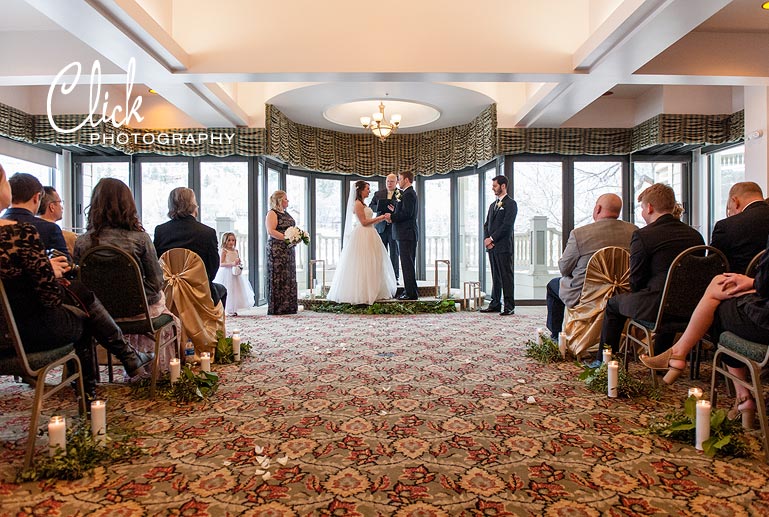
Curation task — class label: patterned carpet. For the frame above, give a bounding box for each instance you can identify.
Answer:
[2,310,769,516]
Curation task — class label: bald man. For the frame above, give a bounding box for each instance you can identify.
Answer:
[710,181,769,274]
[370,173,400,282]
[546,193,638,338]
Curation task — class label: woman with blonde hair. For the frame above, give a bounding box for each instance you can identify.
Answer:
[265,190,297,314]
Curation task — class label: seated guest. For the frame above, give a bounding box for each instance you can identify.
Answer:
[641,237,769,425]
[153,187,227,308]
[1,173,70,259]
[0,163,152,398]
[74,178,179,369]
[38,186,77,255]
[597,183,704,360]
[710,181,769,274]
[546,193,637,338]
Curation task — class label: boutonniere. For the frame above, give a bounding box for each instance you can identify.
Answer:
[496,200,503,209]
[395,190,402,201]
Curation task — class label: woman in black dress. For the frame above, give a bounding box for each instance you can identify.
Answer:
[265,190,297,315]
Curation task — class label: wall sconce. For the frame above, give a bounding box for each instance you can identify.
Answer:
[746,129,764,141]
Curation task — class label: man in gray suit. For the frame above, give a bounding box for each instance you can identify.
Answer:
[546,193,637,338]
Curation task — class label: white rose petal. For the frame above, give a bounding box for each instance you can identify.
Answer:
[500,393,513,398]
[254,445,264,454]
[255,469,266,476]
[277,456,288,466]
[526,396,536,404]
[379,410,388,415]
[517,379,526,384]
[262,471,272,481]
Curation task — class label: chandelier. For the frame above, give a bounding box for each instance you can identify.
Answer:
[360,102,401,142]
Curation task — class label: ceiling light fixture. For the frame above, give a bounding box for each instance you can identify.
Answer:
[148,88,158,94]
[763,1,769,9]
[360,101,401,142]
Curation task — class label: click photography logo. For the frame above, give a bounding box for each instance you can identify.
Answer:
[46,57,234,146]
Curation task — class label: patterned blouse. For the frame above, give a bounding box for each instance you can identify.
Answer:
[0,222,62,318]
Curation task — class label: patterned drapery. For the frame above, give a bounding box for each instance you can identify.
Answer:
[0,101,745,175]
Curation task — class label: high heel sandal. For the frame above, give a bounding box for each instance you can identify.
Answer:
[727,397,756,430]
[639,348,686,385]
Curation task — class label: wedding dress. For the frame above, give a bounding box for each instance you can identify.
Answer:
[327,204,397,305]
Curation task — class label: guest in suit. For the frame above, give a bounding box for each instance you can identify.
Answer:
[1,173,71,259]
[38,186,77,256]
[546,193,637,337]
[389,171,419,300]
[641,237,769,424]
[370,173,400,283]
[481,175,518,316]
[598,183,704,359]
[710,181,769,274]
[154,187,227,308]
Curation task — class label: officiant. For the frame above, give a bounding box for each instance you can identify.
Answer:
[370,173,400,283]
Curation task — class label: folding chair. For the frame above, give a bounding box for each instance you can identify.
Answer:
[0,281,87,468]
[79,245,180,398]
[622,245,728,384]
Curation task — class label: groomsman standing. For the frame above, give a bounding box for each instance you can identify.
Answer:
[481,175,517,315]
[370,173,400,283]
[390,171,419,300]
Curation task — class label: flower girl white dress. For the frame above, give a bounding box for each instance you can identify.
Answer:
[327,206,397,305]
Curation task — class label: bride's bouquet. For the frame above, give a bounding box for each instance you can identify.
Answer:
[284,226,310,246]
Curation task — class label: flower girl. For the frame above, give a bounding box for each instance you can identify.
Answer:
[213,232,255,316]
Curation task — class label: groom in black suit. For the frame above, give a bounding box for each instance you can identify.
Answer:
[481,175,518,315]
[390,171,419,300]
[370,173,400,283]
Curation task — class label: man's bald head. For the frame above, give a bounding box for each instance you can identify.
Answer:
[727,181,764,216]
[593,193,622,221]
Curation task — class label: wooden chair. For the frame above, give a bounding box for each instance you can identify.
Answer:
[561,246,630,359]
[79,245,180,398]
[621,245,728,384]
[746,250,766,278]
[0,281,87,469]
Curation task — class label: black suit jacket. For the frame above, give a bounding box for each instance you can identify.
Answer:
[153,216,220,283]
[614,214,705,321]
[1,207,71,259]
[370,188,396,234]
[390,186,419,241]
[710,200,769,274]
[483,195,517,255]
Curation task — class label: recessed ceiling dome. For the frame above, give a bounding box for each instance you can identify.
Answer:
[324,100,440,130]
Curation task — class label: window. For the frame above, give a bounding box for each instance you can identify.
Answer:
[80,162,130,227]
[0,154,56,187]
[286,174,309,290]
[315,178,343,286]
[424,178,450,289]
[573,161,623,228]
[710,144,745,227]
[458,174,479,284]
[139,161,189,238]
[632,161,685,227]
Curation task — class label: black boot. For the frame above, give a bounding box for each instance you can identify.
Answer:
[106,338,155,378]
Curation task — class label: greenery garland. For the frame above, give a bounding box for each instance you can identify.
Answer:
[131,364,219,402]
[309,299,457,315]
[214,330,253,364]
[635,396,749,457]
[579,361,661,399]
[16,421,143,482]
[524,335,565,363]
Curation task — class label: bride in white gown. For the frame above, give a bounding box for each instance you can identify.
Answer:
[327,180,398,305]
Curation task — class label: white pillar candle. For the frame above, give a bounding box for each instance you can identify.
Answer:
[535,328,544,345]
[169,358,181,383]
[602,349,612,364]
[688,387,703,400]
[48,415,66,456]
[607,360,619,398]
[558,332,566,351]
[695,399,711,450]
[297,305,304,312]
[91,400,107,445]
[232,331,241,362]
[200,352,211,373]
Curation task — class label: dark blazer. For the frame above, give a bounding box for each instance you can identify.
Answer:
[370,188,396,234]
[1,207,71,259]
[390,186,418,241]
[710,200,769,274]
[153,216,220,283]
[483,195,518,255]
[613,213,704,321]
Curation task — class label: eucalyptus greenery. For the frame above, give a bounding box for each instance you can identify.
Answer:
[214,330,253,364]
[636,395,749,457]
[16,421,143,482]
[131,364,219,402]
[524,335,564,363]
[579,361,661,399]
[310,299,457,315]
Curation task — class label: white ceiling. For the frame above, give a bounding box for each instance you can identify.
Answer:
[1,0,768,133]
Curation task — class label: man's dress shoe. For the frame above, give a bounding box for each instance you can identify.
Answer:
[499,308,515,316]
[479,306,501,313]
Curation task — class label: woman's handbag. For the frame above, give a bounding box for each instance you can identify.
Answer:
[232,265,243,276]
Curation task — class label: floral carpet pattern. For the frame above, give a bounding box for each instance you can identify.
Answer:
[2,311,769,516]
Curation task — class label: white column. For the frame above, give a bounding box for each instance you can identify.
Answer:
[744,86,769,191]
